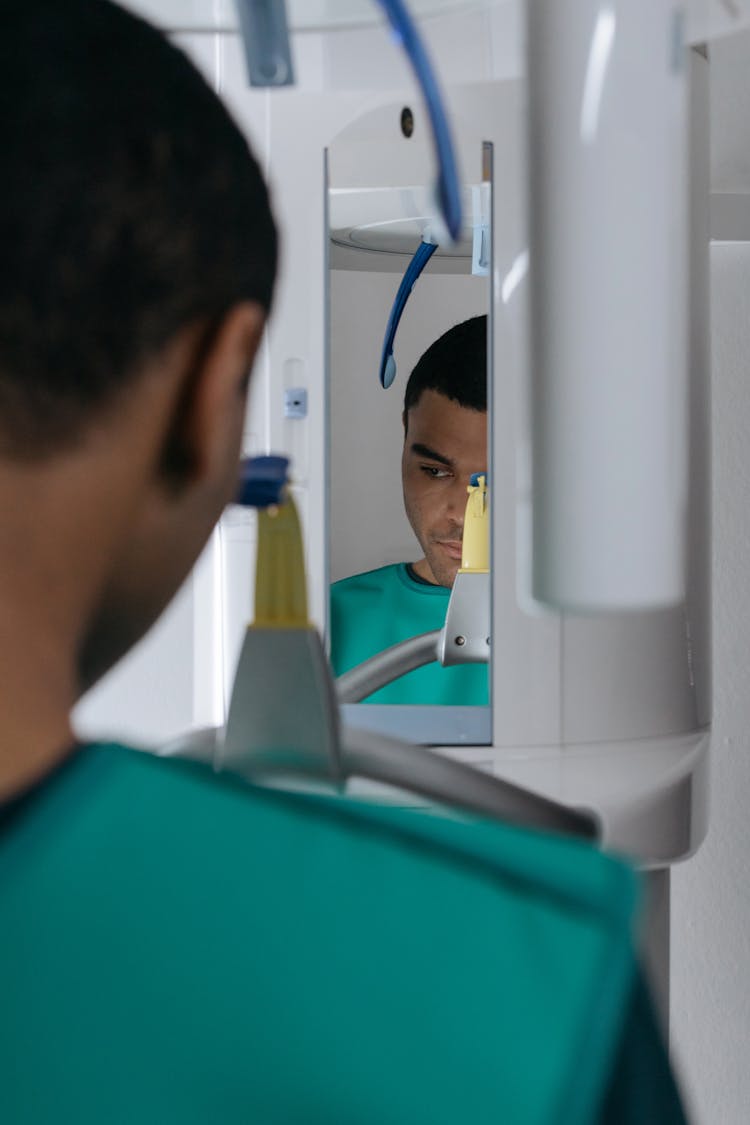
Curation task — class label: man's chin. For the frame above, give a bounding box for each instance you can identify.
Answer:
[424,555,460,590]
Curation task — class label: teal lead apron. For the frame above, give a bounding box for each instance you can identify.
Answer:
[0,743,683,1123]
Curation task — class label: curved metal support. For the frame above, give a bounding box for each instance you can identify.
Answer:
[158,724,598,841]
[343,726,599,841]
[336,630,441,703]
[158,723,598,842]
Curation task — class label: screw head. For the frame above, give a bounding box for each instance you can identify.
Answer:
[454,635,466,647]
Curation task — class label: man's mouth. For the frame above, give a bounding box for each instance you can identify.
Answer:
[436,541,463,562]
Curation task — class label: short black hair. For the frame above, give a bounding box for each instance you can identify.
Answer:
[0,0,277,457]
[403,315,487,415]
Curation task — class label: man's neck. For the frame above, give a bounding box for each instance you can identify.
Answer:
[410,557,440,585]
[0,625,76,802]
[0,472,110,802]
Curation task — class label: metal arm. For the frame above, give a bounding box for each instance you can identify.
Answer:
[336,630,441,703]
[342,726,598,841]
[209,627,599,841]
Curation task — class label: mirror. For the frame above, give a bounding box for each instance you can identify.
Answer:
[325,105,492,744]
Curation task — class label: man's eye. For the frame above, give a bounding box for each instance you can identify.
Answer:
[420,465,451,479]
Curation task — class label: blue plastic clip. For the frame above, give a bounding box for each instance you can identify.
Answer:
[236,455,290,508]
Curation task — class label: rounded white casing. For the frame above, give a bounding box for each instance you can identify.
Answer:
[528,0,689,612]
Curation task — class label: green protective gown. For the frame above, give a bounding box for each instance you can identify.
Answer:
[0,743,684,1124]
[330,563,489,704]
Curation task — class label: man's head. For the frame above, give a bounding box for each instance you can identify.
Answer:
[0,1,277,691]
[401,315,488,587]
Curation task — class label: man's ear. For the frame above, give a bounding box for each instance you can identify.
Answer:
[160,301,266,496]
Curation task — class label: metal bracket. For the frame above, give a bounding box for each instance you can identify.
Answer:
[234,0,295,88]
[284,386,308,419]
[439,571,491,666]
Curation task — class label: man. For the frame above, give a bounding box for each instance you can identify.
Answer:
[0,6,685,1122]
[330,316,489,704]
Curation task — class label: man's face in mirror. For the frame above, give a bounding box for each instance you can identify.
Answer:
[402,388,488,588]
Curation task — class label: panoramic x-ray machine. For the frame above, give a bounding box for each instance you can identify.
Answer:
[149,0,750,1019]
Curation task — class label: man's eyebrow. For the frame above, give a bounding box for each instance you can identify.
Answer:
[409,442,454,468]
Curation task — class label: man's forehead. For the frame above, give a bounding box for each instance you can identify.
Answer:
[405,388,487,449]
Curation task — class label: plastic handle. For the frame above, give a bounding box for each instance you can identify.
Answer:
[461,473,489,572]
[254,492,309,627]
[379,240,438,388]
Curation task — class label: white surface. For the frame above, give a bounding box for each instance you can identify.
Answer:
[120,0,497,32]
[163,720,708,866]
[688,0,750,44]
[528,0,689,611]
[711,192,750,239]
[483,731,709,866]
[329,185,477,258]
[668,32,750,1121]
[74,573,196,746]
[118,0,523,87]
[118,0,750,44]
[671,244,750,1125]
[711,27,750,193]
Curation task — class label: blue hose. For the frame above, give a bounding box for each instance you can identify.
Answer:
[375,0,462,242]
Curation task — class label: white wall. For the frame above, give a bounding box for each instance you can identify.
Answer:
[73,577,195,747]
[671,243,750,1124]
[670,31,750,1125]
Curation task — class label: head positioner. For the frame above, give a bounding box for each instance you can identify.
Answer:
[0,0,277,459]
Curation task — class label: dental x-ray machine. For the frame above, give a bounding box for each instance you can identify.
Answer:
[142,0,750,1025]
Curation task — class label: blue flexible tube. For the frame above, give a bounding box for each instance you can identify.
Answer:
[375,0,462,242]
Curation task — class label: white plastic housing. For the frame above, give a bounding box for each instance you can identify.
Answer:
[527,0,690,611]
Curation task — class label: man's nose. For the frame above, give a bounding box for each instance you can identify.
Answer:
[446,476,469,522]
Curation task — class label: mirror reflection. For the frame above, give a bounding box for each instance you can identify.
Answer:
[327,141,491,715]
